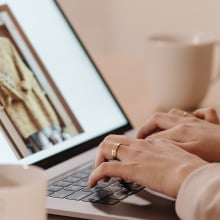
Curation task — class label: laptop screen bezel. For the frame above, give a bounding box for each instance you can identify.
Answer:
[34,0,133,169]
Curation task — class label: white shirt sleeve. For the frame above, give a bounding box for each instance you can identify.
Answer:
[176,163,220,220]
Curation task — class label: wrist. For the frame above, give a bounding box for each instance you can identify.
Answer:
[175,160,208,198]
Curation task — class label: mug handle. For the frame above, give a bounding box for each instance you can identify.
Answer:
[211,41,220,83]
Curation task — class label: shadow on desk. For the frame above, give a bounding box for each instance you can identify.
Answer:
[48,215,79,220]
[48,214,84,220]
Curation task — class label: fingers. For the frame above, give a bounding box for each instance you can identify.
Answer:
[147,126,188,143]
[170,107,220,124]
[93,135,154,183]
[94,141,127,168]
[94,135,138,169]
[103,134,135,147]
[137,107,219,139]
[168,108,192,117]
[137,111,183,139]
[146,117,198,143]
[88,162,134,188]
[193,107,220,124]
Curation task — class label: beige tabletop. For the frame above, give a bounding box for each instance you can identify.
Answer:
[48,53,220,220]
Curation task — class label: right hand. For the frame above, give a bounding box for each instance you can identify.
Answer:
[88,135,207,198]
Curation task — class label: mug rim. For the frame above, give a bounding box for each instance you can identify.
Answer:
[146,32,217,47]
[0,164,46,189]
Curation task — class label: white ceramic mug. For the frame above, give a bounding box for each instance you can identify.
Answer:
[0,164,47,220]
[145,32,220,111]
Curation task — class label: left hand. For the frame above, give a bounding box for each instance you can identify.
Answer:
[137,107,219,139]
[136,108,220,162]
[88,135,207,198]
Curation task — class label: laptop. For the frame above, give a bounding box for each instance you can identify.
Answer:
[0,0,178,219]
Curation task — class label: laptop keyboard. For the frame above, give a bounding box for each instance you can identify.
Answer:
[48,161,144,205]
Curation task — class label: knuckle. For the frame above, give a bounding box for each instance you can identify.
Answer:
[190,117,198,123]
[177,122,194,133]
[206,107,217,115]
[168,108,179,114]
[99,162,109,172]
[185,116,199,123]
[99,140,109,153]
[152,112,163,121]
[103,134,114,142]
[99,141,106,150]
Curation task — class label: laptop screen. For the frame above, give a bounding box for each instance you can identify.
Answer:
[0,0,131,167]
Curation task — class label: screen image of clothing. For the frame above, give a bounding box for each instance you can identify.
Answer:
[0,36,59,139]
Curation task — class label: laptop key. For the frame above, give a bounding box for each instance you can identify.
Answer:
[104,185,122,193]
[48,185,63,192]
[50,189,73,198]
[96,181,114,188]
[82,186,102,193]
[127,183,144,191]
[73,180,88,187]
[82,167,92,174]
[82,194,102,203]
[73,172,89,179]
[53,181,72,187]
[66,191,92,201]
[109,188,131,200]
[98,197,120,205]
[81,177,89,182]
[64,185,84,191]
[47,191,54,196]
[82,189,113,203]
[107,182,124,191]
[62,176,80,183]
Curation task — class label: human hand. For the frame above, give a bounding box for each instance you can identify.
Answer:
[137,107,219,139]
[88,135,207,198]
[137,108,220,162]
[192,107,219,124]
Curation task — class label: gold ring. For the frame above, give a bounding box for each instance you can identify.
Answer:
[183,112,188,117]
[112,143,121,160]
